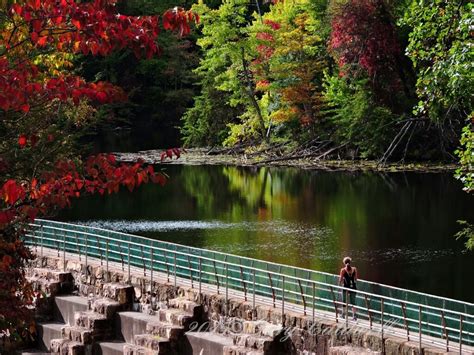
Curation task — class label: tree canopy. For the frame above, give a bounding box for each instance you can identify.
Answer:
[0,0,196,341]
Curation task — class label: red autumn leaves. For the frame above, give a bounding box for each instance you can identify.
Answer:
[16,134,51,150]
[1,0,194,339]
[330,0,400,77]
[10,0,199,58]
[2,180,26,205]
[2,0,198,115]
[0,59,126,115]
[254,19,281,87]
[1,0,197,226]
[18,135,28,148]
[9,0,198,59]
[163,7,200,37]
[0,152,179,226]
[160,148,181,161]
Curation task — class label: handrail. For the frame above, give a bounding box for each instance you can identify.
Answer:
[31,222,474,318]
[33,226,474,327]
[22,219,474,352]
[32,219,472,308]
[33,227,474,324]
[29,224,474,324]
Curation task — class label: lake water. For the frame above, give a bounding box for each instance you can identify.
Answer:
[58,165,474,302]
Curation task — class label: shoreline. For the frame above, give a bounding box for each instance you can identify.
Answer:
[114,148,458,173]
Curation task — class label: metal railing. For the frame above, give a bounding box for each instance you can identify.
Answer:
[23,219,474,353]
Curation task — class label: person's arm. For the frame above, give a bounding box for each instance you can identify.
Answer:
[338,268,344,285]
[354,267,358,281]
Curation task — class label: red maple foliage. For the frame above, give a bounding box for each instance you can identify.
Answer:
[263,19,281,31]
[330,0,400,79]
[0,0,197,342]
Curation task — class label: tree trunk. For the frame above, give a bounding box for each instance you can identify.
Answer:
[241,47,268,143]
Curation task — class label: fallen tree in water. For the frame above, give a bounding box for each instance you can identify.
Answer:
[113,147,457,173]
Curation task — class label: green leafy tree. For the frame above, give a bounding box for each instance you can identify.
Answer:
[183,0,332,147]
[403,0,473,154]
[455,123,474,193]
[181,82,244,146]
[323,75,399,158]
[454,123,474,250]
[183,0,268,146]
[403,0,473,247]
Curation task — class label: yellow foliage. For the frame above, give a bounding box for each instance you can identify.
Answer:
[63,99,97,127]
[34,52,74,76]
[252,5,326,124]
[269,108,298,123]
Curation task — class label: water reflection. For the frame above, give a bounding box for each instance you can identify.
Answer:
[58,165,474,302]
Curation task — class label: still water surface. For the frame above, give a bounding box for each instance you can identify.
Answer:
[58,165,474,302]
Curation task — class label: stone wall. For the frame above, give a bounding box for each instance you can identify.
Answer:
[29,255,454,355]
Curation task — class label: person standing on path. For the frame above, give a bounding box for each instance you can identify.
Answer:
[339,256,358,320]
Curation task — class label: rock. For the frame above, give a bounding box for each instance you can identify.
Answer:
[95,267,104,278]
[92,298,122,319]
[61,326,93,345]
[133,334,172,353]
[74,311,108,330]
[146,322,184,341]
[134,286,142,300]
[329,345,382,355]
[101,283,134,305]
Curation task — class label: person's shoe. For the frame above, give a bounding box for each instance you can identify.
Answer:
[340,312,345,319]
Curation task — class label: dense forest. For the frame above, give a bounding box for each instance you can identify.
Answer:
[83,0,472,168]
[0,0,472,343]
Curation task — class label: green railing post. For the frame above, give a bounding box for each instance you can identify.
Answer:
[282,275,285,326]
[62,230,66,271]
[118,244,124,271]
[164,250,169,283]
[381,299,384,343]
[365,295,373,329]
[418,305,422,352]
[85,231,88,278]
[75,232,81,262]
[140,245,146,277]
[174,252,177,287]
[330,286,338,323]
[252,269,256,311]
[150,248,154,289]
[40,224,43,257]
[187,255,194,289]
[312,282,315,325]
[268,273,276,308]
[345,289,349,328]
[54,229,59,257]
[297,279,306,316]
[240,266,247,301]
[198,257,202,302]
[32,228,36,253]
[106,232,109,271]
[97,238,102,266]
[214,260,220,295]
[127,237,131,284]
[225,263,229,317]
[106,240,109,281]
[441,310,448,351]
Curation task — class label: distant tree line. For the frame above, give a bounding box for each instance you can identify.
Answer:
[85,0,472,165]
